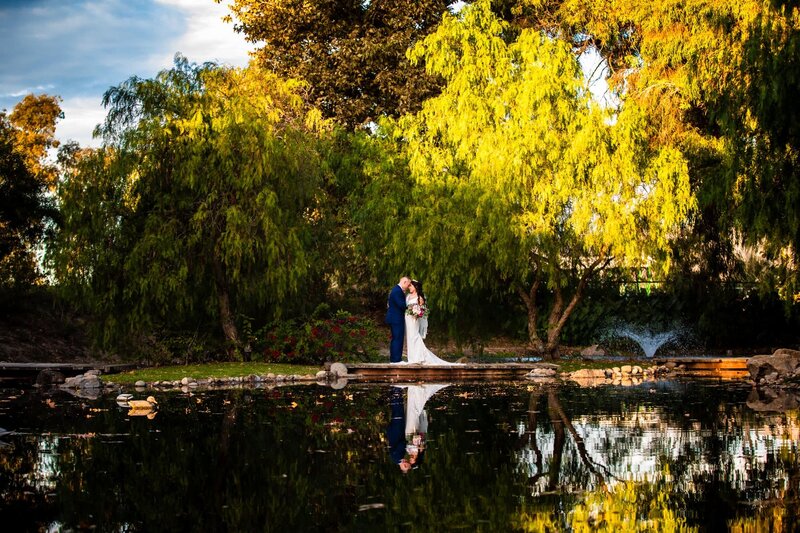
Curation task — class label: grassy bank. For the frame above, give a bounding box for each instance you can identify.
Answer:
[111,362,322,384]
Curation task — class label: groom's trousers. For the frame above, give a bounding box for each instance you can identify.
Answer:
[389,322,404,362]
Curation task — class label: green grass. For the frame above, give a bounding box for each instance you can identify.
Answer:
[108,362,322,384]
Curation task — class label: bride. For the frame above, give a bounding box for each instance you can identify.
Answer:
[405,280,461,365]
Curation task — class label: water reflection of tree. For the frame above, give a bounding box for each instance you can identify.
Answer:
[522,388,610,492]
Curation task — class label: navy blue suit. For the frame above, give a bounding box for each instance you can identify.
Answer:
[386,387,406,464]
[385,284,406,363]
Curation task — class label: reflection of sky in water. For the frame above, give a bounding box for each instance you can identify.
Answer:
[515,405,800,495]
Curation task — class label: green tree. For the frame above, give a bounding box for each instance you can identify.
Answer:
[358,0,693,357]
[49,57,330,354]
[0,95,61,289]
[507,0,800,302]
[222,0,453,129]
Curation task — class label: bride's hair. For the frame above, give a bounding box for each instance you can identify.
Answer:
[411,280,425,302]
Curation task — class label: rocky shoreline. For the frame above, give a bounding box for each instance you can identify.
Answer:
[28,349,800,399]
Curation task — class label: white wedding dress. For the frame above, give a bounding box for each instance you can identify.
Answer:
[404,294,461,365]
[403,384,449,435]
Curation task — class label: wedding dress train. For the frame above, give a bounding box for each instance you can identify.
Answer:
[404,294,462,365]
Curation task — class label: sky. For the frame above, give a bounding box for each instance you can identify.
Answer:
[0,0,253,147]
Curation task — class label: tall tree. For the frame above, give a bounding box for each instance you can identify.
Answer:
[9,94,63,189]
[358,0,693,357]
[222,0,453,129]
[50,57,329,353]
[0,95,61,289]
[507,0,800,301]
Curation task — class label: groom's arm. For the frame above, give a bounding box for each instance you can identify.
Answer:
[390,286,406,311]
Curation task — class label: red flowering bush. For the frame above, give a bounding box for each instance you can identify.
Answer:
[254,310,385,364]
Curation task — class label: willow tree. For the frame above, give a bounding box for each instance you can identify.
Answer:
[360,0,693,357]
[50,57,328,353]
[506,0,800,301]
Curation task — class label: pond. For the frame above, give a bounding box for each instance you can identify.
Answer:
[0,379,798,531]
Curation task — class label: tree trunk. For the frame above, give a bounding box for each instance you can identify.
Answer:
[547,389,566,491]
[522,255,608,360]
[212,256,240,358]
[518,279,545,353]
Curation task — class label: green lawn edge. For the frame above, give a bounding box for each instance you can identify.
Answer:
[108,358,656,384]
[110,362,322,384]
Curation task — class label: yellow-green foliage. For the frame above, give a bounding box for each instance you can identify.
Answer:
[365,0,693,312]
[516,478,697,532]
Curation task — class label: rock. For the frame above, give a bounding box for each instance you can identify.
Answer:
[571,368,606,379]
[632,366,643,375]
[329,362,348,377]
[580,345,606,357]
[81,376,102,389]
[569,368,608,387]
[665,362,677,370]
[134,380,146,387]
[85,369,102,376]
[316,370,328,380]
[612,367,621,374]
[747,387,800,412]
[621,365,633,374]
[181,377,192,386]
[35,369,66,387]
[747,350,800,383]
[773,348,800,358]
[527,368,557,378]
[266,373,276,380]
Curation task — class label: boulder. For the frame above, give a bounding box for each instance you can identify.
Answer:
[570,368,607,379]
[746,387,800,412]
[35,369,65,387]
[747,350,800,382]
[526,368,557,378]
[329,362,348,377]
[580,345,607,358]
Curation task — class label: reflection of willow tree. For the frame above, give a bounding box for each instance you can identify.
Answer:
[521,389,611,491]
[516,388,695,531]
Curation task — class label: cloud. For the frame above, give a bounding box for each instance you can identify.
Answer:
[58,95,107,147]
[150,0,253,69]
[0,0,252,147]
[0,0,183,102]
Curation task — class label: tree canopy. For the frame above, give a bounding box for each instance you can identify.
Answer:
[357,0,693,356]
[223,0,453,129]
[49,57,332,352]
[0,95,61,289]
[507,0,800,301]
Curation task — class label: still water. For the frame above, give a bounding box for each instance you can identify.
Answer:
[0,380,798,531]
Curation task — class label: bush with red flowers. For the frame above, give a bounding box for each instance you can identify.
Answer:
[253,310,386,364]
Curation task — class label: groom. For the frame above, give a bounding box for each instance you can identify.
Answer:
[385,276,411,363]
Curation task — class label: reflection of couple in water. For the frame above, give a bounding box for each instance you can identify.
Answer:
[387,384,449,473]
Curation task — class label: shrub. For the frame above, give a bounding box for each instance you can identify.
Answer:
[254,310,387,364]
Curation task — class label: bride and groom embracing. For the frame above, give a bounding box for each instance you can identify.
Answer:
[385,277,461,365]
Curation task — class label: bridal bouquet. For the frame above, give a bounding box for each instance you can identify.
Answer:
[406,303,429,318]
